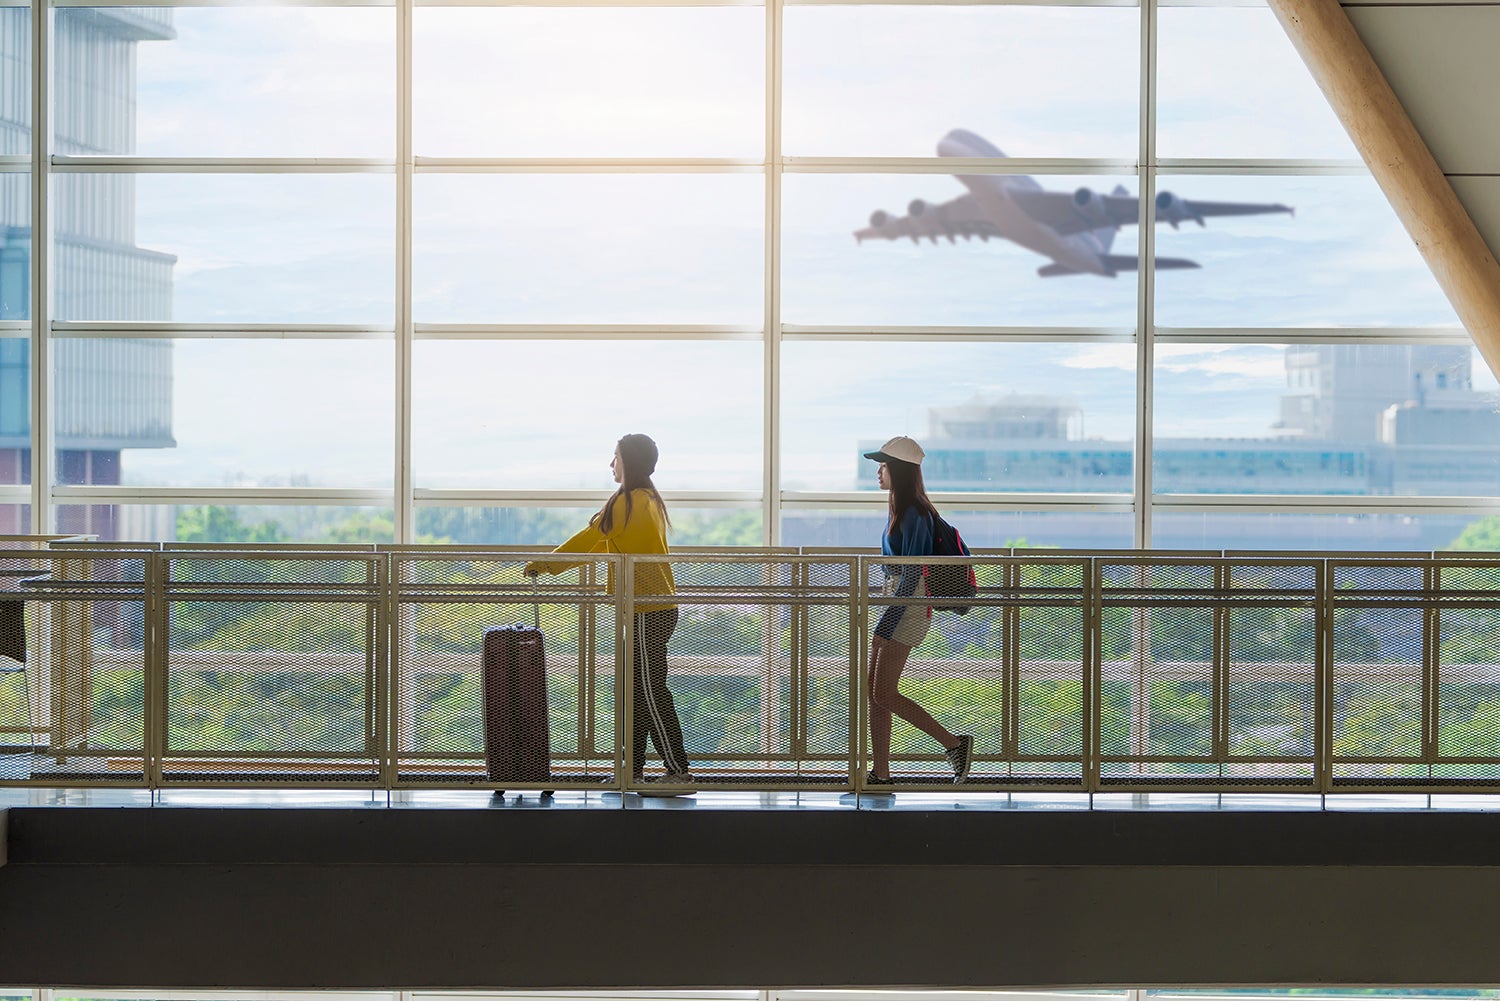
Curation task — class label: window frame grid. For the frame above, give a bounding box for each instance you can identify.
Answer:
[16,0,1500,549]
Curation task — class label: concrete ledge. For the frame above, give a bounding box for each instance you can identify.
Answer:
[3,808,1500,989]
[8,807,1500,866]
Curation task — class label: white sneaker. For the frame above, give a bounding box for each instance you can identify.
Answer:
[638,772,696,797]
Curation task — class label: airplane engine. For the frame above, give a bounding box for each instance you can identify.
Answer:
[1071,187,1112,227]
[1155,190,1203,228]
[869,210,889,228]
[908,198,927,217]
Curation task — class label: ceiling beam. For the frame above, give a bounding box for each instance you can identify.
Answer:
[1267,0,1500,382]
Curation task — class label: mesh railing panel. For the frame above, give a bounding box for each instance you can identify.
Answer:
[1223,560,1319,786]
[161,554,381,784]
[391,554,616,791]
[624,556,856,788]
[1437,561,1500,595]
[1098,607,1215,763]
[803,603,855,762]
[1330,562,1429,785]
[1016,607,1084,755]
[1229,562,1318,593]
[1098,562,1214,785]
[1226,606,1317,758]
[1437,609,1500,761]
[1421,562,1500,784]
[1009,558,1089,786]
[1096,558,1323,788]
[0,550,149,784]
[165,602,373,754]
[1333,562,1425,594]
[1331,607,1424,762]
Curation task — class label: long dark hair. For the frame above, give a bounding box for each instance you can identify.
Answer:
[596,433,671,535]
[885,458,937,531]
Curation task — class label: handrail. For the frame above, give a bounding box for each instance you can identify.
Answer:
[0,541,1494,795]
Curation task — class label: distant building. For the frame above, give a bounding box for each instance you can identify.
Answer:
[0,7,176,536]
[831,345,1500,551]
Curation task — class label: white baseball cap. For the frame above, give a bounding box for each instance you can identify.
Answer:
[863,435,926,466]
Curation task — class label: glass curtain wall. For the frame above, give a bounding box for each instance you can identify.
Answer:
[3,0,1494,551]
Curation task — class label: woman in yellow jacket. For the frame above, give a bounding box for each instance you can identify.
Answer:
[525,433,692,793]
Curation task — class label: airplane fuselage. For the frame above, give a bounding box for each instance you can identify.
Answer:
[939,130,1116,276]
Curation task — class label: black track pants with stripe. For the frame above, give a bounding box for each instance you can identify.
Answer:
[633,607,690,777]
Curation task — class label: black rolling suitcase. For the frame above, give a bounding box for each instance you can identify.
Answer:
[481,593,552,792]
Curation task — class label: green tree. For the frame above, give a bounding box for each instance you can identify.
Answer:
[1445,515,1500,552]
[415,507,581,547]
[175,506,288,544]
[670,510,763,547]
[320,510,402,545]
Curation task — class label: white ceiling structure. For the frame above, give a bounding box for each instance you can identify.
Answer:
[1347,1,1500,264]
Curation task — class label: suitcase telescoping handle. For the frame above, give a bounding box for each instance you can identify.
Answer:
[531,575,540,630]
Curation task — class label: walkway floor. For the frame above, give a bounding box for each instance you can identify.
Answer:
[6,786,1500,811]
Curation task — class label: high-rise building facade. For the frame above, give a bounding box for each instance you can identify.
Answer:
[0,6,175,536]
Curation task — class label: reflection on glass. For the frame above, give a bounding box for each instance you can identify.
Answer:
[416,7,762,158]
[53,173,394,324]
[56,339,394,490]
[782,341,1136,493]
[61,8,394,157]
[0,10,28,158]
[414,174,762,324]
[1154,344,1500,497]
[0,187,26,320]
[782,509,1133,551]
[0,504,27,534]
[57,505,397,544]
[414,341,763,491]
[1153,175,1459,329]
[1158,5,1358,161]
[415,506,763,547]
[1153,512,1489,553]
[783,172,1143,327]
[784,5,1138,159]
[0,337,25,486]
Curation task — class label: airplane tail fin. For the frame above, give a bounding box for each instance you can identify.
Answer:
[1100,254,1201,273]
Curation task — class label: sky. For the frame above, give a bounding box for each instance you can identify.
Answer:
[38,1,1491,494]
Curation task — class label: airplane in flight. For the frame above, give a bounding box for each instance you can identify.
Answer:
[856,129,1294,278]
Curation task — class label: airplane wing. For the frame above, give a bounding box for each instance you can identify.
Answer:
[854,193,1003,244]
[1010,187,1294,237]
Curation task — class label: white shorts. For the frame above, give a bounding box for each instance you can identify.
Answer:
[880,576,931,648]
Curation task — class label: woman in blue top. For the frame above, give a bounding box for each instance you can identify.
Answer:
[863,436,974,786]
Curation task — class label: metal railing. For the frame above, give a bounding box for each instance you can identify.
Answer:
[2,538,1499,795]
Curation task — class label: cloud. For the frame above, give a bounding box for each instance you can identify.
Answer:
[1156,345,1287,381]
[1061,346,1136,372]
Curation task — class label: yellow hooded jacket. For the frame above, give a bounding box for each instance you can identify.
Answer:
[524,488,676,612]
